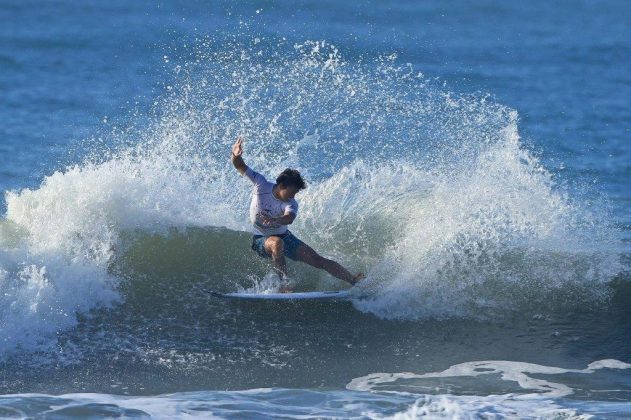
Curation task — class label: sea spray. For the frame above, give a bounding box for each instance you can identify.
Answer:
[351,122,621,319]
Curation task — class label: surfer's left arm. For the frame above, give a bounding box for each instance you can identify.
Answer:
[275,212,296,225]
[260,212,296,226]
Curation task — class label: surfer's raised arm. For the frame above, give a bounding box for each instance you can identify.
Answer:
[232,138,269,188]
[231,137,247,175]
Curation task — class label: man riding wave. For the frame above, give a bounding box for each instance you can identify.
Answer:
[231,137,364,291]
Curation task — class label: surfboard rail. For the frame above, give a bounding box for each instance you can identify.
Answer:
[207,289,353,301]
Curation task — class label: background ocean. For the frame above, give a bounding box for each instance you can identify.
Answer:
[1,0,630,418]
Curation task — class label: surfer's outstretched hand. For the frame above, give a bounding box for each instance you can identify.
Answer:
[230,137,247,175]
[232,137,244,157]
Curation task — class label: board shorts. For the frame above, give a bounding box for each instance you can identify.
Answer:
[251,231,304,261]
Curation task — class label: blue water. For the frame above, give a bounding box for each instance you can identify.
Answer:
[1,0,630,418]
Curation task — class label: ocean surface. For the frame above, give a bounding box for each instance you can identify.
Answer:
[1,0,630,418]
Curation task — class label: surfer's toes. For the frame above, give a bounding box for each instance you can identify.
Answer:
[351,273,365,285]
[279,284,293,293]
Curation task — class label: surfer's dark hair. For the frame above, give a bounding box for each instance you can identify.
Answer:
[276,168,306,190]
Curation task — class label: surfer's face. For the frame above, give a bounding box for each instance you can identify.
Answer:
[276,184,299,201]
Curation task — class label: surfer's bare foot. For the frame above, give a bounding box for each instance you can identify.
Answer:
[279,284,293,293]
[350,273,365,285]
[277,273,292,293]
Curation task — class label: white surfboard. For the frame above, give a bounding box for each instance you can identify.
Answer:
[209,289,353,301]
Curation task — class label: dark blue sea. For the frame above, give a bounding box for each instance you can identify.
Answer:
[1,1,630,418]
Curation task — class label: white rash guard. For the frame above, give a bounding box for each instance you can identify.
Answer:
[244,167,299,236]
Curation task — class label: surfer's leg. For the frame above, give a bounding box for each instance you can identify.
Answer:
[295,243,361,285]
[264,236,288,280]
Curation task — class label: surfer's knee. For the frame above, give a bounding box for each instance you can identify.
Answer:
[265,236,284,256]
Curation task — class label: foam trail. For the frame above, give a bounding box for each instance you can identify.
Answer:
[347,359,631,398]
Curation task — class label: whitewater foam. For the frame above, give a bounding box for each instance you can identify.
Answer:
[348,359,631,418]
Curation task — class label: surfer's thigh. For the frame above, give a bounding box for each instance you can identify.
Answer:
[294,241,324,267]
[281,232,305,261]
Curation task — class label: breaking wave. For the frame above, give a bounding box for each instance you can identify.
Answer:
[0,38,626,357]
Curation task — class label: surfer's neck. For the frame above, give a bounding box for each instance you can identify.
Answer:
[272,184,283,201]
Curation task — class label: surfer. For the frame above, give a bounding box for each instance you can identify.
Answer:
[231,137,364,290]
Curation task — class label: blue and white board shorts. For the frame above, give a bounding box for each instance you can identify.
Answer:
[251,231,304,261]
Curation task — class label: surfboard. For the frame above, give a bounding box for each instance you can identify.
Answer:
[208,289,352,301]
